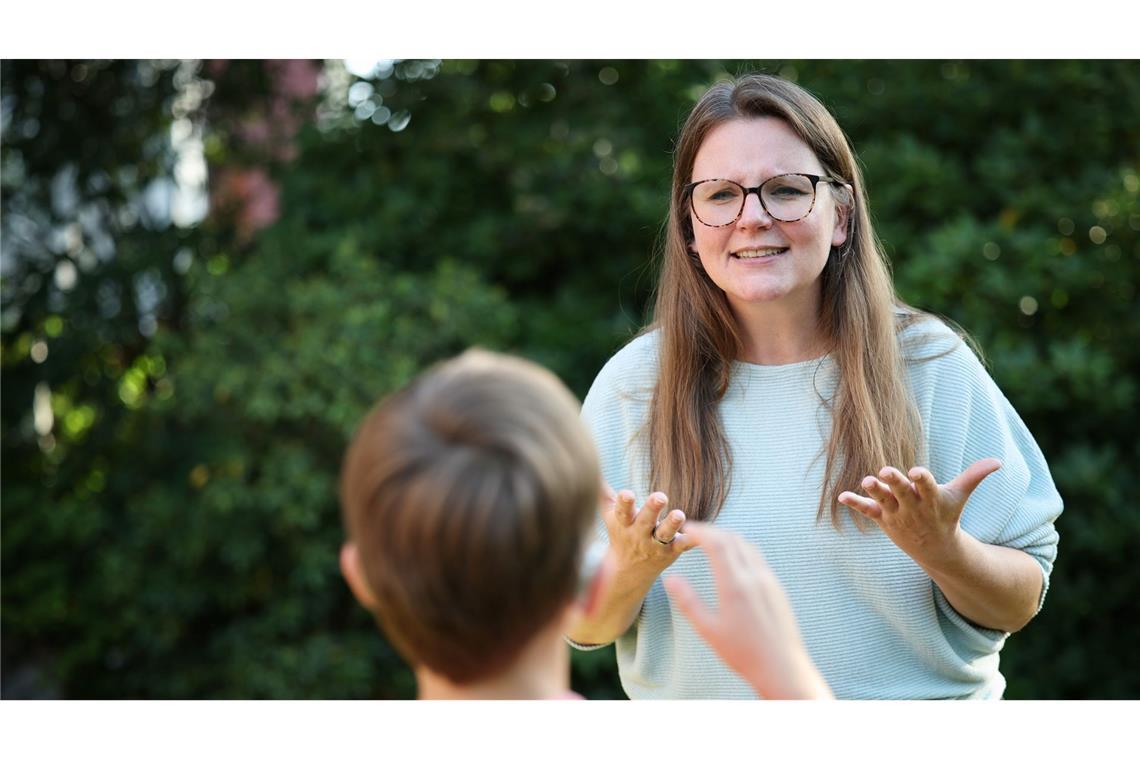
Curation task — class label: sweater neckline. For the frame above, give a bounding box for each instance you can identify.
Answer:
[731,352,833,374]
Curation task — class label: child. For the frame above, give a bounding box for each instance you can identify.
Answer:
[338,349,830,699]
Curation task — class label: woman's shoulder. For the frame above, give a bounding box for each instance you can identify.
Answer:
[897,308,974,364]
[895,307,991,393]
[594,329,661,380]
[584,329,660,402]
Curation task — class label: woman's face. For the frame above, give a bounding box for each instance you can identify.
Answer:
[688,117,848,316]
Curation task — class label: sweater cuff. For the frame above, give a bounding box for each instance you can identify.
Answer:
[564,635,611,652]
[932,583,1009,653]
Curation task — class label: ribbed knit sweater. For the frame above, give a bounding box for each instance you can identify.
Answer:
[574,317,1062,699]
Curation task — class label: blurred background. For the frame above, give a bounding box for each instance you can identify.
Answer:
[1,59,1137,699]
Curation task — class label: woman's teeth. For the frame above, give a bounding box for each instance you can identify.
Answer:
[734,248,788,259]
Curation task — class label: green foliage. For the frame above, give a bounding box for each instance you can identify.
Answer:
[2,60,1138,699]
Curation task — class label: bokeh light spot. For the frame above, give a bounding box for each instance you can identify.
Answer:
[189,464,210,489]
[31,340,48,363]
[489,92,515,113]
[388,110,411,132]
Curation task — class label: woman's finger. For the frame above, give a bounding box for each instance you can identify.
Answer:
[945,458,1002,503]
[671,531,699,555]
[878,467,917,507]
[862,476,898,512]
[908,467,938,502]
[653,509,686,545]
[634,492,669,530]
[669,520,710,557]
[840,491,882,520]
[613,489,636,526]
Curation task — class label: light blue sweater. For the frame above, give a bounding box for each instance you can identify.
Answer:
[575,317,1062,699]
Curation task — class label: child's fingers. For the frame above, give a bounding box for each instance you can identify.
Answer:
[664,575,715,638]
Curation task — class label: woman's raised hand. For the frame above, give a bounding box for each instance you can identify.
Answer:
[838,458,1002,565]
[600,483,694,575]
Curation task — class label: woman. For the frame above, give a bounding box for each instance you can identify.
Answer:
[565,74,1062,699]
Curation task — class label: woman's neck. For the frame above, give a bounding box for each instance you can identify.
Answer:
[729,288,828,365]
[415,622,571,700]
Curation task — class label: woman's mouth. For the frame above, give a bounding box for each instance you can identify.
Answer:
[732,247,788,259]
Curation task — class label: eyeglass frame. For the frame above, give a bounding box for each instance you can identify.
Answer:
[682,173,849,227]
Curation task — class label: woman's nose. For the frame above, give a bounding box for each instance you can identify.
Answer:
[737,190,773,228]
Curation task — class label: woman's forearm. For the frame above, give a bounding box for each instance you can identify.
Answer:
[916,530,1043,633]
[565,564,659,646]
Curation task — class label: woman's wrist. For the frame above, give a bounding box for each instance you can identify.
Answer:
[909,526,971,580]
[567,560,661,645]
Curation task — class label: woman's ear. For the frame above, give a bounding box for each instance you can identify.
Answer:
[688,244,705,269]
[340,542,381,612]
[831,188,852,248]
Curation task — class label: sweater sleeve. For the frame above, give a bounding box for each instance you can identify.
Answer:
[913,325,1063,644]
[565,335,657,652]
[580,332,658,506]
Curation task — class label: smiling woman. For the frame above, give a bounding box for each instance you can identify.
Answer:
[564,73,1063,700]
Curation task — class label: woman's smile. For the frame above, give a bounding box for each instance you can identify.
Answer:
[731,246,789,260]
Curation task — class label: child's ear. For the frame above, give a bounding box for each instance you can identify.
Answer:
[340,542,381,612]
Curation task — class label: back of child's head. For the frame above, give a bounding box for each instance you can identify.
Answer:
[340,349,601,684]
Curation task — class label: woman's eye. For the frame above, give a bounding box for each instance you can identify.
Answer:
[770,185,807,197]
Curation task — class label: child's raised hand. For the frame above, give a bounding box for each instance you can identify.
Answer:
[663,522,832,699]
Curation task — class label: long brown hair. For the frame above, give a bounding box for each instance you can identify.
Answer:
[647,73,926,528]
